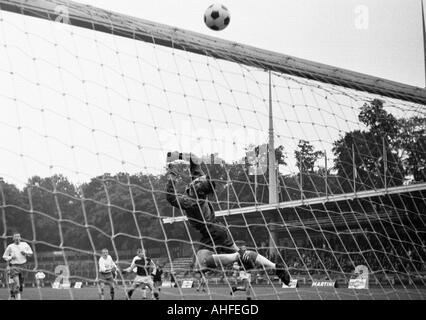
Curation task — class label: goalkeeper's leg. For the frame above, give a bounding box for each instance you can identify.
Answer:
[198,226,290,285]
[200,249,290,285]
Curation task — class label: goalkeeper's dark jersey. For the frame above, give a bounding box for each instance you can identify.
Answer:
[166,178,234,253]
[166,179,216,236]
[132,256,153,276]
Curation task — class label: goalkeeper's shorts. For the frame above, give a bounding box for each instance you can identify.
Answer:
[198,223,235,254]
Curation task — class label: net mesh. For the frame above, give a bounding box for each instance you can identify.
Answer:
[0,0,425,300]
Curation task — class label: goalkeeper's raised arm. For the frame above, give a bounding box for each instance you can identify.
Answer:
[165,171,198,211]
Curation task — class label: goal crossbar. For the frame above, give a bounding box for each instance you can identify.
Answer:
[1,0,425,104]
[162,182,426,224]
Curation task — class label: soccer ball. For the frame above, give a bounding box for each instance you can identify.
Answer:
[204,3,231,31]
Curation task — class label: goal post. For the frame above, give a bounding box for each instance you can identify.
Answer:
[0,0,425,104]
[0,0,425,300]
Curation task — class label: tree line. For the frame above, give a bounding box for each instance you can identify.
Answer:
[0,99,424,253]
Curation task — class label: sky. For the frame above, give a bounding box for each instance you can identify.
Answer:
[0,0,424,188]
[73,0,426,87]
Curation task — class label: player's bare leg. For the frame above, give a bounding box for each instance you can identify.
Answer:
[205,249,290,285]
[98,281,105,300]
[108,281,115,300]
[147,283,159,300]
[8,276,20,300]
[244,279,253,300]
[126,283,139,300]
[196,279,206,293]
[15,276,21,300]
[207,243,275,269]
[141,285,147,300]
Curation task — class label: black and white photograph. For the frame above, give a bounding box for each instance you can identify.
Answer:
[0,0,425,307]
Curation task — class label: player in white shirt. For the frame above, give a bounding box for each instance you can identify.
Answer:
[2,232,33,300]
[123,248,159,300]
[35,271,46,288]
[97,248,118,300]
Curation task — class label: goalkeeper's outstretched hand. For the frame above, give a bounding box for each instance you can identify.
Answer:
[167,159,189,179]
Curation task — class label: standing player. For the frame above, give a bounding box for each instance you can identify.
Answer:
[191,256,207,292]
[2,232,33,300]
[124,248,159,300]
[35,271,46,288]
[165,158,290,285]
[230,243,254,300]
[170,271,178,288]
[195,271,208,293]
[230,262,253,300]
[152,263,163,292]
[97,248,118,300]
[231,262,252,300]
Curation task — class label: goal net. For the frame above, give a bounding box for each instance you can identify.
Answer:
[0,0,425,300]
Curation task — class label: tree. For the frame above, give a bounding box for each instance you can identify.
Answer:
[358,99,399,141]
[333,99,406,191]
[333,129,405,191]
[398,116,426,182]
[334,130,377,191]
[0,178,29,241]
[21,175,82,249]
[294,140,324,173]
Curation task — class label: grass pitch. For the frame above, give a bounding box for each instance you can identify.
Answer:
[0,285,424,300]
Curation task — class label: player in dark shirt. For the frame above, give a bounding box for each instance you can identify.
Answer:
[170,272,178,288]
[124,249,159,300]
[152,264,163,291]
[165,157,290,286]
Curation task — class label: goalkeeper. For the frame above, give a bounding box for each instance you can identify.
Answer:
[165,157,290,285]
